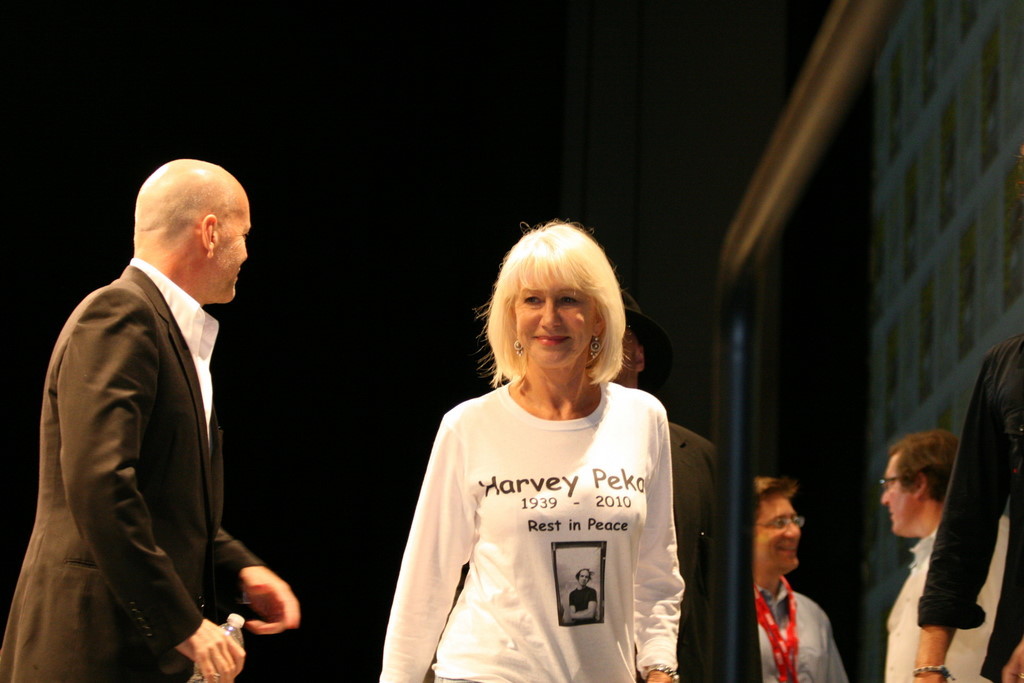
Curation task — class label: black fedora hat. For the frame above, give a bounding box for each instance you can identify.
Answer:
[621,291,673,394]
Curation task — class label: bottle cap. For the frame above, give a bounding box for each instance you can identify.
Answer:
[226,613,245,629]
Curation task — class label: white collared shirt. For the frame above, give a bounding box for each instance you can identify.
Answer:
[757,581,849,682]
[130,257,219,439]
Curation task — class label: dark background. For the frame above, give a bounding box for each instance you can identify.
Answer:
[2,2,868,680]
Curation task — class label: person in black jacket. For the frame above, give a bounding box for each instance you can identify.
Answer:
[615,291,715,682]
[916,334,1024,682]
[0,160,300,683]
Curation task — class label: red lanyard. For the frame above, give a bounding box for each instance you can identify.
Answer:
[754,577,799,683]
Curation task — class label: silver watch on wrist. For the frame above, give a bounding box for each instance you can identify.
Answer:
[912,665,955,680]
[647,664,680,682]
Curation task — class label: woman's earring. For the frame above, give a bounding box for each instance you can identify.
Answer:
[514,339,524,357]
[589,336,601,360]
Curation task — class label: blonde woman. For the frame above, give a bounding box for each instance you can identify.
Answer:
[381,222,683,683]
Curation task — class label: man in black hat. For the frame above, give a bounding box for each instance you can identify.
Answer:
[616,292,716,683]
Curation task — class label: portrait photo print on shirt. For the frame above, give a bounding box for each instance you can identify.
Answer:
[552,541,606,626]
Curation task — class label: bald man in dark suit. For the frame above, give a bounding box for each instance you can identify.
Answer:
[0,160,299,682]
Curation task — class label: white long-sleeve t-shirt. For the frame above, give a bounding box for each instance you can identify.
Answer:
[381,383,684,683]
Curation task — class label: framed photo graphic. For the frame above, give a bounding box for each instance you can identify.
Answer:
[551,541,607,627]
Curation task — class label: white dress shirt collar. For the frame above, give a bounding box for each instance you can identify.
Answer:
[129,257,219,432]
[910,530,936,571]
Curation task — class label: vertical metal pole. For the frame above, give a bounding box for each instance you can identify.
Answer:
[713,276,758,681]
[711,1,903,678]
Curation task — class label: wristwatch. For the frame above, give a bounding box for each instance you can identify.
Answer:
[647,664,680,683]
[912,665,955,680]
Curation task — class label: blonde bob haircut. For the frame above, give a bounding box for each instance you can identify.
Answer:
[481,221,625,388]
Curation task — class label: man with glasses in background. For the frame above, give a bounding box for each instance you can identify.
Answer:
[753,476,848,682]
[880,429,1008,682]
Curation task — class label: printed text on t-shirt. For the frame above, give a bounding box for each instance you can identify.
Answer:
[478,468,646,498]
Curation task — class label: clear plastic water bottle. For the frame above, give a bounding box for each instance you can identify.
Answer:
[186,613,245,682]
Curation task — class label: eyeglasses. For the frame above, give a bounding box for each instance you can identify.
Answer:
[756,515,805,530]
[879,476,899,492]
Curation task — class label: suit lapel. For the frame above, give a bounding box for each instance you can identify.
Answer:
[120,266,216,534]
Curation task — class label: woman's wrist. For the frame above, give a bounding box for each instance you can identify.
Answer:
[912,664,954,680]
[645,664,679,683]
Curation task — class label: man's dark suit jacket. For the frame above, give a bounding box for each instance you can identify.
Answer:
[0,266,261,682]
[669,423,715,683]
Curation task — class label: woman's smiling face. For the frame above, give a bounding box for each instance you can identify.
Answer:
[514,284,604,376]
